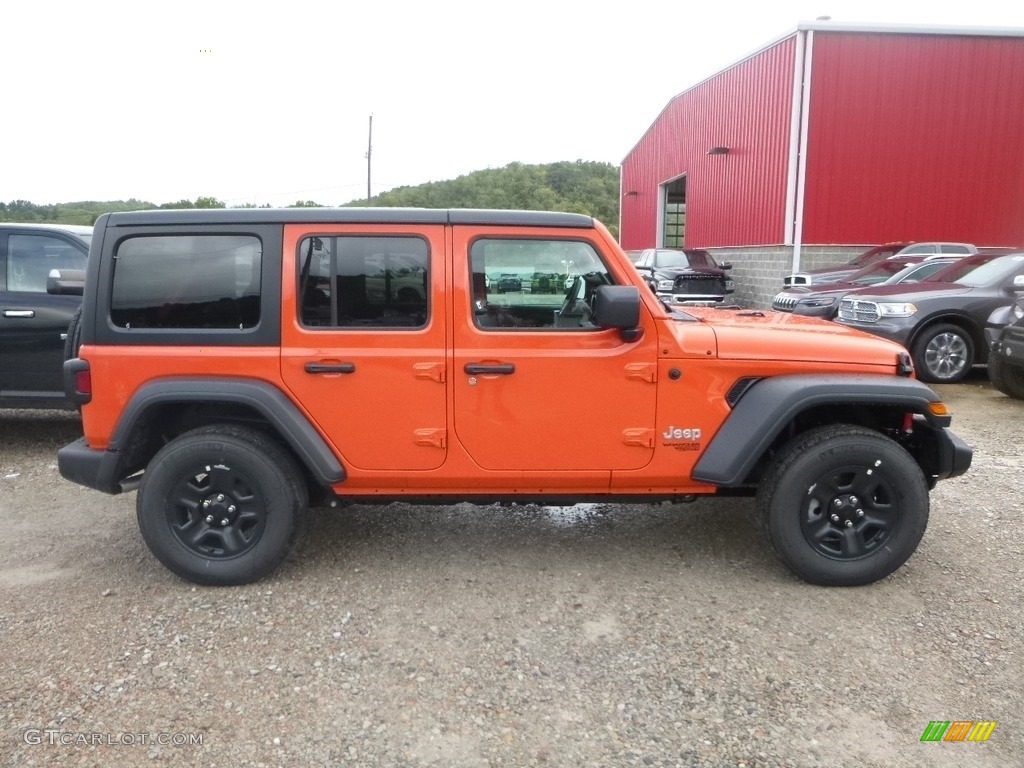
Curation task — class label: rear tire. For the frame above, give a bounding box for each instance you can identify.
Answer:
[136,425,307,586]
[757,425,929,586]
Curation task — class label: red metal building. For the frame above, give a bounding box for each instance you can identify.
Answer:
[620,21,1024,303]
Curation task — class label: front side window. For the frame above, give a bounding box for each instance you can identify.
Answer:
[7,234,86,293]
[298,235,429,329]
[470,238,614,330]
[111,235,262,329]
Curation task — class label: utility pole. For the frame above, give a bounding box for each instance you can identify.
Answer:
[366,114,373,203]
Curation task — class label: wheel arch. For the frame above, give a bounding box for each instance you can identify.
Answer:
[692,374,970,489]
[106,377,345,490]
[906,312,987,365]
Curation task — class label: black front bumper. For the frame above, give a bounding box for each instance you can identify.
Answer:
[990,326,1024,368]
[933,428,973,482]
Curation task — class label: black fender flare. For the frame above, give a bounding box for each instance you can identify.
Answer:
[111,377,344,486]
[692,374,956,487]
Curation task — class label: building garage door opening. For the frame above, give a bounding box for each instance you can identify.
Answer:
[662,176,686,248]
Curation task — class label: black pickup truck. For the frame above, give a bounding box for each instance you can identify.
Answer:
[0,222,91,409]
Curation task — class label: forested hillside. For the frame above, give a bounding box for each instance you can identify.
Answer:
[1,160,621,234]
[360,160,620,233]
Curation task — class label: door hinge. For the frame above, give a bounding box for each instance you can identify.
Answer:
[622,428,655,448]
[414,362,446,383]
[413,428,447,449]
[625,363,657,383]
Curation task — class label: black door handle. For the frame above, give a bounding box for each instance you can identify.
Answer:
[304,362,356,374]
[464,362,515,375]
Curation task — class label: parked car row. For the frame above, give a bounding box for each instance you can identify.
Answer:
[834,252,1024,383]
[783,241,978,287]
[772,254,962,318]
[772,242,1024,385]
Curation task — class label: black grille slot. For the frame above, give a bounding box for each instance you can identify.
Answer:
[674,276,725,294]
[726,377,761,407]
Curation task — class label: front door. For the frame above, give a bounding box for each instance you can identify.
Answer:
[0,231,88,405]
[452,227,658,473]
[280,224,448,471]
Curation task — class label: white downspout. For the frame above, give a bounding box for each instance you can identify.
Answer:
[794,31,815,273]
[786,29,814,274]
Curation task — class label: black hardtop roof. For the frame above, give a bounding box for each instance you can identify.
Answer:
[99,207,594,229]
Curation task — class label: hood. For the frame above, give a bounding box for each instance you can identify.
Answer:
[839,281,970,302]
[672,307,908,366]
[806,268,859,283]
[653,266,724,279]
[785,267,858,285]
[778,280,859,297]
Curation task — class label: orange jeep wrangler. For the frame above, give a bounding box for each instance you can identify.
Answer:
[58,209,972,587]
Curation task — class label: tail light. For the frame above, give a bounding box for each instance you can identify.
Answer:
[63,358,92,405]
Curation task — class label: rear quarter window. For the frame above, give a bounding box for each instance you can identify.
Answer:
[110,235,262,329]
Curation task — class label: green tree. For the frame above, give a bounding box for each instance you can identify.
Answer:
[354,160,620,236]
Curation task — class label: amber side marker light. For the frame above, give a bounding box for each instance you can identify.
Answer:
[928,402,950,416]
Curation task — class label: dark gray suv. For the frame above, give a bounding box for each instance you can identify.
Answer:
[0,223,91,409]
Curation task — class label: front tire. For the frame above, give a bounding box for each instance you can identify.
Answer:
[912,323,974,383]
[988,354,1024,399]
[757,425,929,586]
[136,425,307,586]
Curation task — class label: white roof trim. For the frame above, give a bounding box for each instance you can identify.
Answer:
[621,21,1024,162]
[795,20,1024,37]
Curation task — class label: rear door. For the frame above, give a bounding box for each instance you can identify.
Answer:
[280,224,448,471]
[0,230,87,406]
[452,226,659,473]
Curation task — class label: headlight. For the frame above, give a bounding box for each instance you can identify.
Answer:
[798,296,836,308]
[1014,301,1024,321]
[656,279,674,291]
[876,302,918,318]
[725,280,735,291]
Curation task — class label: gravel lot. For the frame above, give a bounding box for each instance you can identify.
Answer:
[1,371,1020,768]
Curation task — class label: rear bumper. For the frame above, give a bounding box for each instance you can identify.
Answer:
[57,437,125,494]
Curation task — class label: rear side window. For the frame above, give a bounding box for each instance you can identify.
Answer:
[298,235,429,329]
[110,235,262,329]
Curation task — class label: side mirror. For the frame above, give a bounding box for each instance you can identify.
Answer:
[47,268,85,296]
[593,285,643,342]
[720,262,733,270]
[1011,274,1024,292]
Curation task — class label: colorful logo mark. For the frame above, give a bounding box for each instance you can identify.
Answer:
[920,721,997,742]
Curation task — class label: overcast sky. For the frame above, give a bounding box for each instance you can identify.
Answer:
[4,0,1023,208]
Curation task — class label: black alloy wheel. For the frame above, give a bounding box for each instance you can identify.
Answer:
[136,425,307,585]
[758,425,929,586]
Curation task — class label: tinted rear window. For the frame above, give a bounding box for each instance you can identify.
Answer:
[111,235,262,329]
